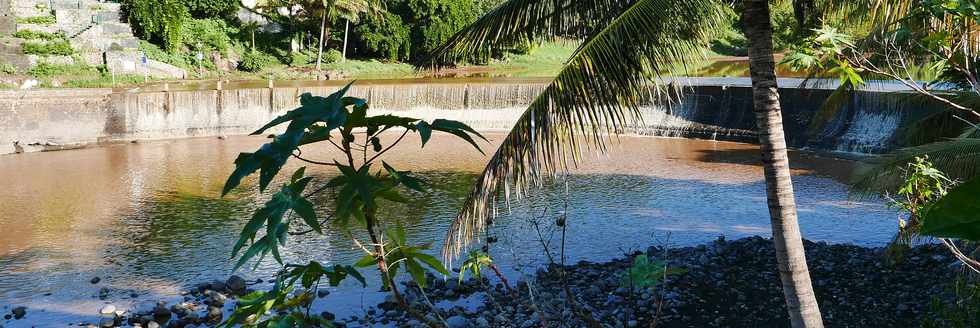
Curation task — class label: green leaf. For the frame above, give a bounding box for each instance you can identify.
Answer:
[416,121,432,146]
[410,251,449,276]
[222,84,360,196]
[921,178,980,240]
[382,161,425,192]
[354,254,377,268]
[342,265,367,287]
[430,119,487,154]
[376,188,409,203]
[405,259,427,288]
[293,197,320,233]
[291,167,307,183]
[233,238,268,271]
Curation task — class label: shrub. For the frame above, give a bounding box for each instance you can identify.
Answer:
[237,50,276,72]
[352,0,479,62]
[323,48,343,64]
[181,0,237,18]
[353,10,411,61]
[139,40,191,68]
[16,16,56,25]
[219,86,485,326]
[287,51,312,66]
[21,40,74,56]
[12,30,62,40]
[181,18,237,55]
[123,0,189,52]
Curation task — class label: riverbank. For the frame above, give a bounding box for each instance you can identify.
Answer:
[12,237,959,327]
[368,236,960,328]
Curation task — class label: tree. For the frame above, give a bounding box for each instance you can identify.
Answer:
[314,0,378,70]
[219,84,487,326]
[786,0,980,262]
[420,0,877,326]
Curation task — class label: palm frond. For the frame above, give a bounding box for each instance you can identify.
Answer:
[421,0,637,67]
[442,0,726,260]
[852,138,980,194]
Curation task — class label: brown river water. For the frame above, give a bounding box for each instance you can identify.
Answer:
[0,133,895,326]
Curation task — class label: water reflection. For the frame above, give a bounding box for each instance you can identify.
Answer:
[0,134,895,326]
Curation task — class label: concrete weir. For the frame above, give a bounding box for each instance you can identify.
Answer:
[0,77,927,155]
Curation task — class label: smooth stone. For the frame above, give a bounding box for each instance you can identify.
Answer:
[11,306,26,319]
[206,306,222,323]
[226,275,246,294]
[90,277,101,284]
[147,322,160,328]
[318,289,330,298]
[100,304,116,315]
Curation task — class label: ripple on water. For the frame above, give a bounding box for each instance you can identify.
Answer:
[0,133,896,326]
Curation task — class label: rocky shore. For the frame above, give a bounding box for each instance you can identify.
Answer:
[3,237,964,327]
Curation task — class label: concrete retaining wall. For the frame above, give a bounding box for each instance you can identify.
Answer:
[0,78,934,155]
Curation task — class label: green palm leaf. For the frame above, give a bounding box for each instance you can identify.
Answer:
[422,0,636,66]
[853,138,980,194]
[440,0,726,259]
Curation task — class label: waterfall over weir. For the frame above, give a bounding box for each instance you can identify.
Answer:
[0,78,925,155]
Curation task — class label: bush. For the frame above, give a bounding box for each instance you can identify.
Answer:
[181,18,237,54]
[123,0,189,52]
[352,0,479,62]
[181,0,237,18]
[287,51,312,66]
[323,49,343,64]
[237,50,276,72]
[21,40,74,56]
[353,10,411,61]
[16,16,56,25]
[139,40,191,68]
[12,30,63,40]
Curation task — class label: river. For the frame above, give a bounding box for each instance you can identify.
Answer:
[0,132,896,326]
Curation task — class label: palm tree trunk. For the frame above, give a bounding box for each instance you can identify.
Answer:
[342,19,349,62]
[315,12,330,71]
[741,1,823,327]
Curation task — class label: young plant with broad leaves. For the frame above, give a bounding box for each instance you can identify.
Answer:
[219,83,486,326]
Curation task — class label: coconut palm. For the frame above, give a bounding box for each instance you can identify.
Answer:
[419,0,878,326]
[314,0,378,70]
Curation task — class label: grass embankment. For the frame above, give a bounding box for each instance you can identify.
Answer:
[8,41,777,89]
[6,42,575,89]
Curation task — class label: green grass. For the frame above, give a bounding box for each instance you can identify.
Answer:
[28,62,99,77]
[61,74,148,88]
[321,59,417,79]
[481,41,576,77]
[16,16,56,25]
[21,40,74,56]
[12,30,63,40]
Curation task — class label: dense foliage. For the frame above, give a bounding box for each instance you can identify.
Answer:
[348,0,502,61]
[123,0,189,52]
[182,0,238,19]
[237,49,277,72]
